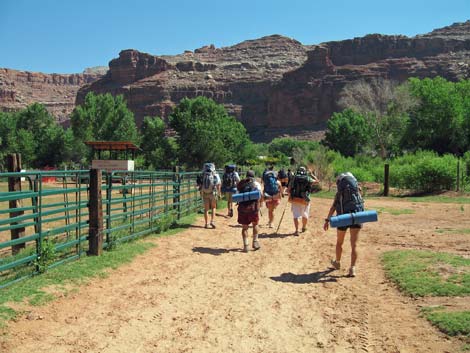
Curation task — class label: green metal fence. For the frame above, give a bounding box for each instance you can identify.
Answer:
[0,169,202,288]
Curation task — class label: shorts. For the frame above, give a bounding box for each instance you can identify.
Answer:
[291,202,310,219]
[224,192,234,203]
[202,193,217,208]
[265,198,281,207]
[338,224,363,231]
[238,211,259,225]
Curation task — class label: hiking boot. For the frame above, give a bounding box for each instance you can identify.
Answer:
[228,209,233,217]
[268,223,273,229]
[252,240,260,251]
[348,267,356,277]
[331,260,341,270]
[205,224,209,229]
[243,244,249,253]
[301,227,307,233]
[210,222,216,229]
[294,230,299,236]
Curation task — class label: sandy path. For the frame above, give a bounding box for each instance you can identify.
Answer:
[1,196,467,353]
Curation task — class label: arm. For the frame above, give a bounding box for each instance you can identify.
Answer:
[323,202,336,231]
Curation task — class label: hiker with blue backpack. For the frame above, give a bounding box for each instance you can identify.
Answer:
[198,162,221,229]
[221,164,240,217]
[262,166,283,228]
[323,172,364,277]
[287,167,319,236]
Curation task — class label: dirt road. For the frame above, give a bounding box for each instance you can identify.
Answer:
[1,196,468,352]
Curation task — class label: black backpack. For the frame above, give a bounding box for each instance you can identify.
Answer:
[336,173,364,214]
[291,173,312,201]
[237,178,257,206]
[278,168,287,179]
[222,165,236,189]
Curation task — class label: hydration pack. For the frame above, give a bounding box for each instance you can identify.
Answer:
[263,170,279,196]
[336,172,364,214]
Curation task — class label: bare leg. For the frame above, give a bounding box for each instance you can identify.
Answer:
[242,225,249,252]
[302,217,308,230]
[350,227,360,267]
[336,229,347,262]
[268,203,275,226]
[293,218,299,233]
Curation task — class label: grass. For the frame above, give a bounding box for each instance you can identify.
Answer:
[421,307,470,336]
[376,206,415,215]
[0,212,199,327]
[435,228,470,235]
[397,195,470,204]
[382,250,470,297]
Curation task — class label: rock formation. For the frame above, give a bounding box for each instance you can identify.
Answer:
[0,69,103,123]
[1,21,469,141]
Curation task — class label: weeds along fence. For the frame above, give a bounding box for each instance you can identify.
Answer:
[0,169,202,288]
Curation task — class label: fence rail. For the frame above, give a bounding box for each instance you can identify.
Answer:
[0,169,202,288]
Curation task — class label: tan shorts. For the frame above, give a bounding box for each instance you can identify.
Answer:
[202,193,217,209]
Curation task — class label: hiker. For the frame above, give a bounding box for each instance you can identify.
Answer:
[263,167,282,228]
[221,164,240,217]
[323,172,364,277]
[278,167,289,195]
[237,170,262,252]
[288,166,319,236]
[198,162,221,229]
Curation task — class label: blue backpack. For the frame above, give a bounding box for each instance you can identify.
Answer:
[263,171,279,196]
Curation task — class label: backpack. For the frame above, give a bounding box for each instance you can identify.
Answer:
[222,165,236,190]
[237,178,258,210]
[278,168,287,179]
[290,173,312,201]
[201,163,216,194]
[263,171,279,196]
[336,173,364,214]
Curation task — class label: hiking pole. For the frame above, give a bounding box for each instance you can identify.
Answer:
[275,199,288,234]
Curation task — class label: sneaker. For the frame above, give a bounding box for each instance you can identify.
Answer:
[294,230,299,236]
[331,260,341,270]
[243,244,249,253]
[268,223,273,229]
[205,224,209,229]
[252,240,260,251]
[229,209,233,217]
[348,267,356,277]
[210,222,216,229]
[301,227,307,233]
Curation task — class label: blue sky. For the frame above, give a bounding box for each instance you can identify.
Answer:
[1,0,468,74]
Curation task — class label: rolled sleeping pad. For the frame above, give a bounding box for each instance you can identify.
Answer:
[329,210,378,228]
[232,190,261,203]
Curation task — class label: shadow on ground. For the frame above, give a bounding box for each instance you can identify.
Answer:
[270,269,346,284]
[192,247,242,255]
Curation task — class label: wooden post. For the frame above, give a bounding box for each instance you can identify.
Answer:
[7,153,25,254]
[383,163,390,197]
[88,169,103,256]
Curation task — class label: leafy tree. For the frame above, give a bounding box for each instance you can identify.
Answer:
[140,116,178,168]
[70,92,139,143]
[339,78,416,158]
[169,97,254,168]
[405,77,470,155]
[322,109,369,157]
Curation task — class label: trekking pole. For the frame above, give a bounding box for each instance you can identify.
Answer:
[275,199,288,234]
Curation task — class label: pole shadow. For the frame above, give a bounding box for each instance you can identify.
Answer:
[192,247,242,255]
[258,232,294,239]
[270,269,343,284]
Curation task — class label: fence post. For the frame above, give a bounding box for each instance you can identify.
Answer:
[7,153,25,254]
[88,169,103,256]
[383,163,389,197]
[173,166,181,219]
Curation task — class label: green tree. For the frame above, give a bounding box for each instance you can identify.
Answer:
[322,109,369,157]
[339,78,415,158]
[169,96,254,168]
[140,116,178,168]
[70,92,139,143]
[405,77,470,155]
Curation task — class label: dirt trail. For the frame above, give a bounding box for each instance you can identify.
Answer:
[1,196,468,353]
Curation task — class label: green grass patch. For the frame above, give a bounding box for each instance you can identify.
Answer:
[397,195,470,204]
[435,228,470,235]
[0,212,199,326]
[382,250,470,297]
[376,206,415,215]
[421,307,470,336]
